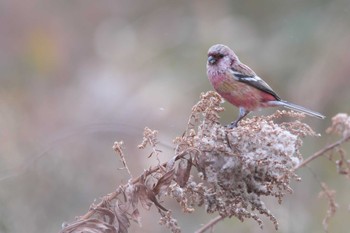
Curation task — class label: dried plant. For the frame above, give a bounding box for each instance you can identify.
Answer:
[60,92,350,233]
[318,182,338,233]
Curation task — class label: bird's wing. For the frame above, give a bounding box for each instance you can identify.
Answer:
[229,66,281,101]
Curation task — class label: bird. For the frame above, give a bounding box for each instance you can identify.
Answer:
[206,44,325,128]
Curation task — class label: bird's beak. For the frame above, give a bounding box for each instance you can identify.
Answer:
[208,56,216,65]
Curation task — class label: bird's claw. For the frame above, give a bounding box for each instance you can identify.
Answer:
[227,121,238,129]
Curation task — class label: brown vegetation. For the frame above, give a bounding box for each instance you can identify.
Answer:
[60,92,350,233]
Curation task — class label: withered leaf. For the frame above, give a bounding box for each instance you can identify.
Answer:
[125,184,138,209]
[135,183,167,211]
[166,155,177,172]
[131,208,142,226]
[148,151,154,158]
[152,168,175,195]
[147,189,168,211]
[114,201,130,233]
[94,207,115,225]
[176,157,192,187]
[60,219,118,233]
[134,183,153,210]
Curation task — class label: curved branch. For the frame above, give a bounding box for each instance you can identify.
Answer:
[195,215,225,233]
[294,134,350,170]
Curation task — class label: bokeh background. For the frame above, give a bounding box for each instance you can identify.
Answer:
[0,0,350,232]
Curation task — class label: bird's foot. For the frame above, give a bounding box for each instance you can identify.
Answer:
[227,121,238,129]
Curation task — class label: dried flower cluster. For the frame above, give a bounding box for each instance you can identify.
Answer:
[60,91,318,233]
[171,91,315,230]
[325,113,350,178]
[326,113,350,139]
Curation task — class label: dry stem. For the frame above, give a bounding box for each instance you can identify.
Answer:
[195,215,225,233]
[294,134,350,170]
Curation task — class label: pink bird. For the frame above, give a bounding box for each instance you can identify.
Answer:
[206,44,325,128]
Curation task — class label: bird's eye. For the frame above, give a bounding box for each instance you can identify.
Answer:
[208,53,225,65]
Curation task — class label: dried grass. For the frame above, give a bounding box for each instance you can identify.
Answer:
[60,91,350,233]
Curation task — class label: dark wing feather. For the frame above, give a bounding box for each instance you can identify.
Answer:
[229,68,281,101]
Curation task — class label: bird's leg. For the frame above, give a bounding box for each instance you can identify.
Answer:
[227,107,250,128]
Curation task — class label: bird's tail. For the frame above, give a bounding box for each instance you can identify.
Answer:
[268,100,325,119]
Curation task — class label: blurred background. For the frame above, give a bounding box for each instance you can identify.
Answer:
[0,0,350,232]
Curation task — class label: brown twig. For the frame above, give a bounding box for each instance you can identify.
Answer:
[318,182,338,233]
[294,134,350,170]
[113,141,133,178]
[195,215,225,233]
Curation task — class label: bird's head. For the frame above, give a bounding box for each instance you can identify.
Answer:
[207,44,238,72]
